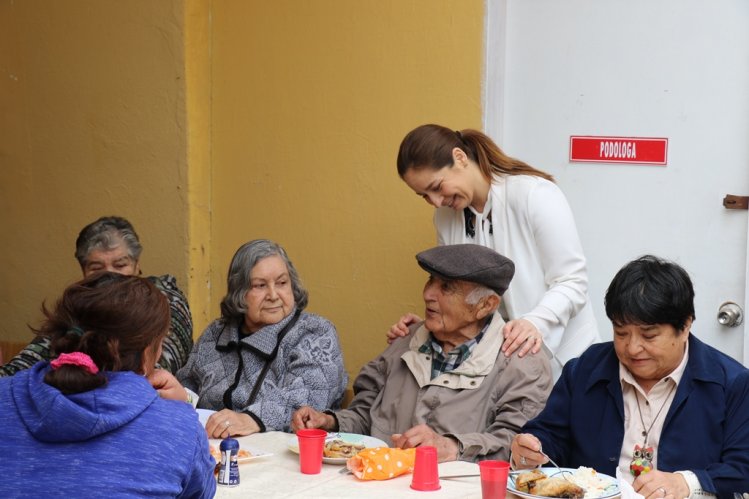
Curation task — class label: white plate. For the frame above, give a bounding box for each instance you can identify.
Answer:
[199,410,273,463]
[196,408,215,427]
[287,432,389,464]
[508,467,619,499]
[209,439,273,464]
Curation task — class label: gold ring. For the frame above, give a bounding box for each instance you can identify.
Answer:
[658,487,667,497]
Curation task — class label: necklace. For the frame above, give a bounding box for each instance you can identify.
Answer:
[629,383,676,477]
[464,208,493,238]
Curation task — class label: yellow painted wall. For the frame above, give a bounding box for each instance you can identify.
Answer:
[0,0,485,386]
[209,1,485,378]
[0,1,190,343]
[185,0,213,331]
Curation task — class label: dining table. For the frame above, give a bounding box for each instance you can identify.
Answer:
[212,431,488,498]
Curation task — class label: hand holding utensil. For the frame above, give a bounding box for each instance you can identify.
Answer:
[539,447,573,480]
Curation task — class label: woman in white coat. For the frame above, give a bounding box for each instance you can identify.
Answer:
[389,124,600,378]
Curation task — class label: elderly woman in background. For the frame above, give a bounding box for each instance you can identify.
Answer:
[0,216,193,377]
[178,239,347,438]
[0,272,215,498]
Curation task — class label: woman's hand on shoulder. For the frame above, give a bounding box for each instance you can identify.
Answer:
[502,319,543,357]
[206,410,260,439]
[385,313,422,344]
[148,368,189,402]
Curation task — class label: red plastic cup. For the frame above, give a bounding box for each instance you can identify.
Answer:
[296,428,327,474]
[410,446,441,491]
[479,460,510,499]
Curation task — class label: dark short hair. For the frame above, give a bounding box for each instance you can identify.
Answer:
[75,216,142,268]
[219,239,308,322]
[605,255,695,332]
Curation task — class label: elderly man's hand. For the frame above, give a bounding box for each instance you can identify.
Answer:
[385,313,422,344]
[633,470,689,499]
[147,368,188,402]
[391,424,459,462]
[291,406,337,432]
[510,433,548,469]
[502,319,544,357]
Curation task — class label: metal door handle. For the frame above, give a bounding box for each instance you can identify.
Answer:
[717,302,743,327]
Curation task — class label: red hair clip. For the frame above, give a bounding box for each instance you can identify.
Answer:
[50,352,99,375]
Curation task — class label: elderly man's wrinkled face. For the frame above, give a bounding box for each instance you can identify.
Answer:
[243,255,295,333]
[422,275,484,340]
[83,244,139,277]
[613,320,690,391]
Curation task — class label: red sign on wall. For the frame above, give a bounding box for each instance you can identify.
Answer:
[569,136,668,165]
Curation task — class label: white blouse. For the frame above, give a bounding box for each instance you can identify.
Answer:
[434,174,600,377]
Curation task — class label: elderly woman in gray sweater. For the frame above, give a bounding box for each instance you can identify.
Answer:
[177,239,347,438]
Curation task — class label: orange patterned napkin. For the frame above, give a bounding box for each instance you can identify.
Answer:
[346,447,416,480]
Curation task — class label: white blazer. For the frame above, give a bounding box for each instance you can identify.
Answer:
[434,174,600,378]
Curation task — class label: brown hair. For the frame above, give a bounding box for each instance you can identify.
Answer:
[37,272,170,394]
[396,124,554,182]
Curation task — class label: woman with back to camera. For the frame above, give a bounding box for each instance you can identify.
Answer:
[178,239,347,438]
[389,124,600,378]
[0,272,215,498]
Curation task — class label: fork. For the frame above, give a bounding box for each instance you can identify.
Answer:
[540,450,573,480]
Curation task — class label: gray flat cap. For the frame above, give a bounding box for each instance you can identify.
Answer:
[416,244,515,295]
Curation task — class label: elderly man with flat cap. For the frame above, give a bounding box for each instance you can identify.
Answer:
[292,244,552,462]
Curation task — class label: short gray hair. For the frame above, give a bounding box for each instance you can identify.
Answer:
[465,284,499,308]
[75,216,142,268]
[220,239,308,322]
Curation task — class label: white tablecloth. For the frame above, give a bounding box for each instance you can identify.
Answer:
[213,431,484,498]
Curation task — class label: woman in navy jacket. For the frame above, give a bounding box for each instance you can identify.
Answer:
[511,255,749,499]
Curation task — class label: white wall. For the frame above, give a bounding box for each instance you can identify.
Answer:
[485,0,749,358]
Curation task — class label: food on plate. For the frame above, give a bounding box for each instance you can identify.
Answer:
[569,467,612,498]
[530,477,584,498]
[324,439,366,459]
[515,469,548,493]
[514,466,614,499]
[209,445,251,462]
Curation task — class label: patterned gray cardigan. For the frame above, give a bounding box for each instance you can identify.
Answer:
[177,308,347,432]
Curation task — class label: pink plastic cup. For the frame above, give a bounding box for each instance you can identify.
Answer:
[410,446,441,491]
[296,428,327,474]
[479,460,510,499]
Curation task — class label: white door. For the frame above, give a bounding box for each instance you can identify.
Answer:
[484,0,749,363]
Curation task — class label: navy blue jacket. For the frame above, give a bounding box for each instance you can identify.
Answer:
[523,335,749,498]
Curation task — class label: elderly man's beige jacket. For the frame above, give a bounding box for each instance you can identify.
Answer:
[334,311,552,461]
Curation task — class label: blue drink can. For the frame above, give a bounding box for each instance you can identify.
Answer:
[217,437,240,486]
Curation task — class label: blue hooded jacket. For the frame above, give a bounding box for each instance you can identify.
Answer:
[0,362,216,498]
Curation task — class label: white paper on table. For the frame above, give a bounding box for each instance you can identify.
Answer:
[616,468,645,499]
